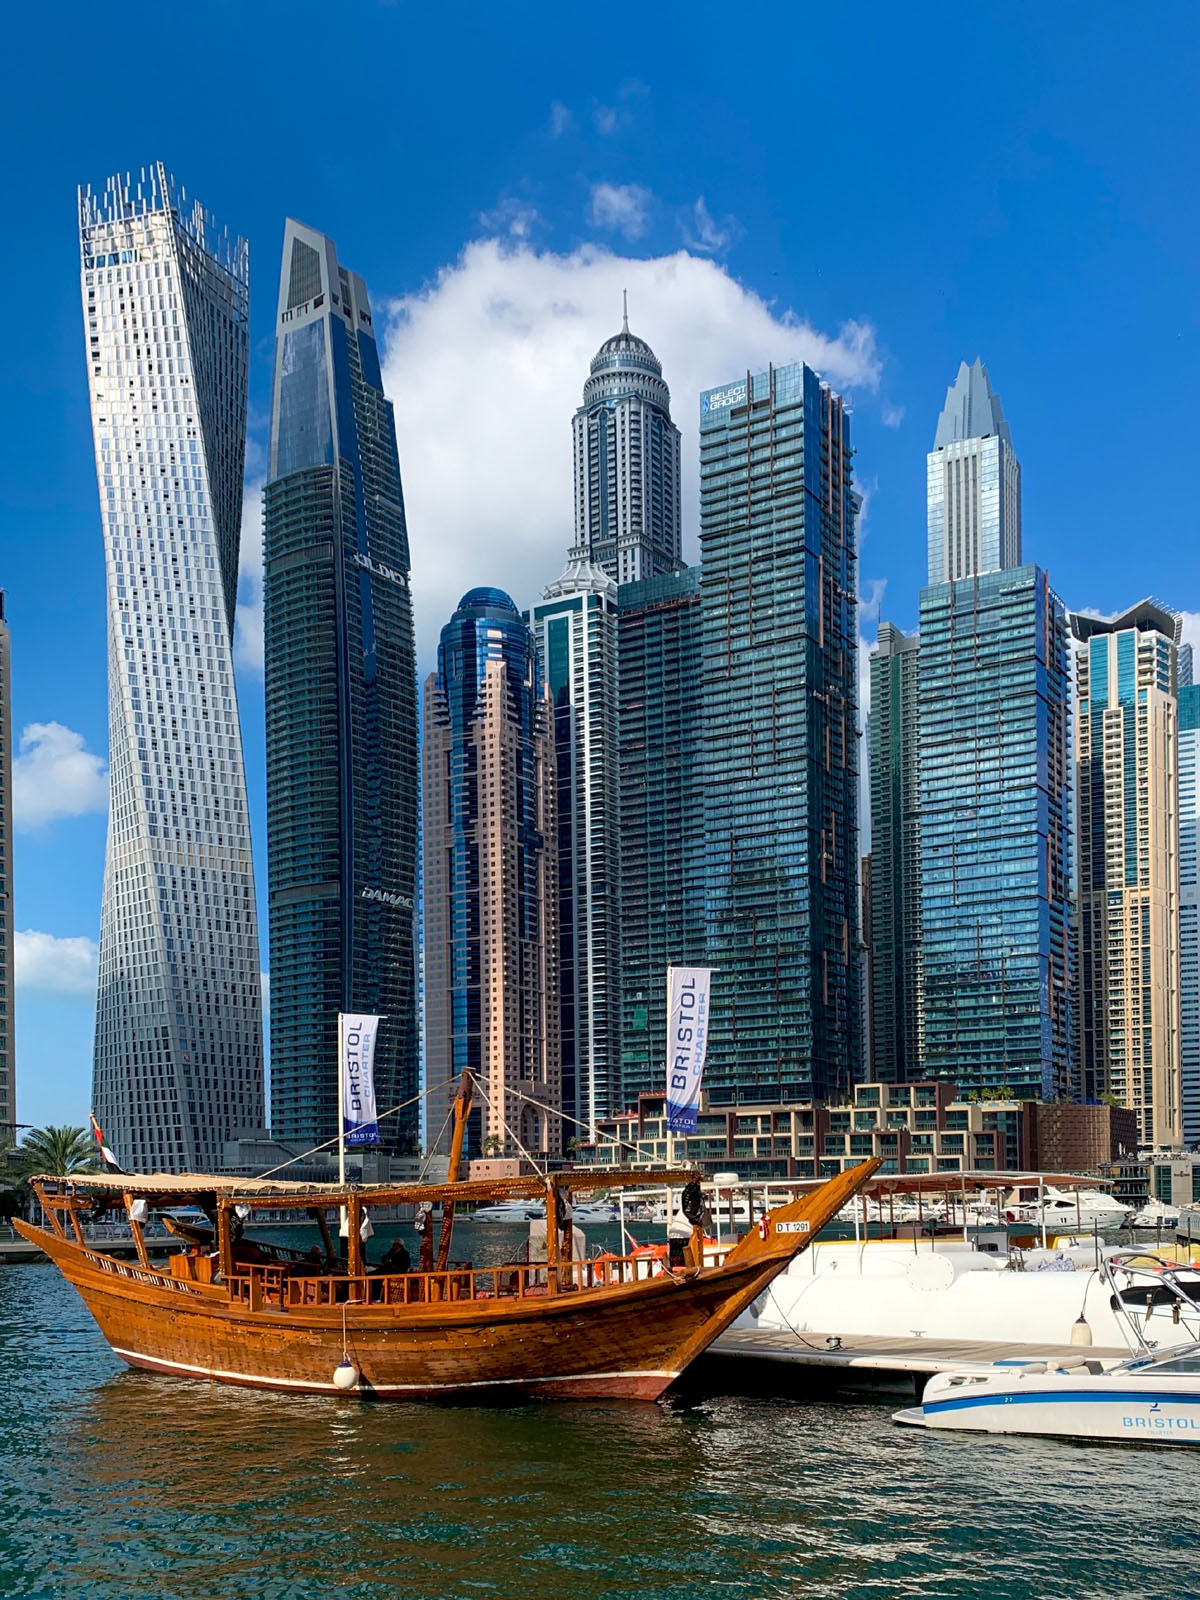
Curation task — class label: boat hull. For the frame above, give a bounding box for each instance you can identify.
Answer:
[896,1368,1200,1445]
[18,1227,781,1403]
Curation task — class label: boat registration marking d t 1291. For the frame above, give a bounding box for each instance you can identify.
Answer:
[775,1222,810,1235]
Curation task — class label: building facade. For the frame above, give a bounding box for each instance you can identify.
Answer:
[529,556,620,1135]
[1180,683,1200,1146]
[918,565,1074,1099]
[263,221,419,1154]
[0,597,12,1144]
[1073,603,1184,1149]
[616,567,706,1112]
[423,590,561,1162]
[572,309,682,585]
[581,1081,1136,1182]
[868,622,923,1081]
[81,165,263,1172]
[926,358,1021,585]
[699,362,861,1104]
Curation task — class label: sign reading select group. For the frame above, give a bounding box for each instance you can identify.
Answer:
[700,381,748,424]
[666,968,714,1133]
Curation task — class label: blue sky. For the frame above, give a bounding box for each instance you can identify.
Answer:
[3,1,1198,1130]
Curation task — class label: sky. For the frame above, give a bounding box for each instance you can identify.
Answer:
[2,1,1198,1131]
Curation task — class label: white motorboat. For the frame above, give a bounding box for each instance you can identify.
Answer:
[739,1242,1200,1358]
[894,1340,1200,1445]
[1130,1198,1181,1231]
[469,1199,546,1224]
[569,1200,620,1224]
[1004,1185,1131,1231]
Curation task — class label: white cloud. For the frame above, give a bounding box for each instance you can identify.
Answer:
[594,103,619,135]
[588,182,652,239]
[15,929,98,995]
[881,402,905,429]
[478,199,540,241]
[549,100,573,138]
[682,196,739,254]
[12,723,107,830]
[379,238,882,666]
[233,481,265,673]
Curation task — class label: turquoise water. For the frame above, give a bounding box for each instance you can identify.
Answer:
[1,1247,1195,1600]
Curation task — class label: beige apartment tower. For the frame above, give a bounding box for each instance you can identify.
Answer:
[423,589,561,1164]
[1073,602,1185,1149]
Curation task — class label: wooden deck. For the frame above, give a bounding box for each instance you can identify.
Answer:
[708,1325,1130,1378]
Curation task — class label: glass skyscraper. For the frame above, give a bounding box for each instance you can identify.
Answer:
[868,622,923,1081]
[1179,683,1200,1145]
[699,362,861,1104]
[81,165,263,1171]
[926,359,1021,585]
[529,556,620,1133]
[423,590,560,1160]
[264,221,419,1154]
[918,566,1074,1097]
[616,567,706,1111]
[572,308,682,585]
[1072,603,1184,1148]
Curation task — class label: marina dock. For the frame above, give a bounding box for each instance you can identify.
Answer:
[706,1326,1130,1393]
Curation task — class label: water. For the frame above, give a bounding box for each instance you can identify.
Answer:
[1,1250,1195,1600]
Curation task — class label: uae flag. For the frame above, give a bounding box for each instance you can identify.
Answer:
[89,1113,123,1174]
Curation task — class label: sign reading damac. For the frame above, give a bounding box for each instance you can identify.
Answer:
[340,1012,382,1147]
[666,968,714,1133]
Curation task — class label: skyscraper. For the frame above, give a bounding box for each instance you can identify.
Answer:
[81,165,262,1171]
[868,622,923,1081]
[423,590,560,1161]
[1073,602,1183,1149]
[699,362,861,1105]
[572,308,682,585]
[0,596,12,1145]
[918,566,1074,1098]
[926,359,1021,585]
[1179,682,1200,1145]
[617,567,706,1111]
[264,221,419,1154]
[915,360,1072,1101]
[529,555,620,1133]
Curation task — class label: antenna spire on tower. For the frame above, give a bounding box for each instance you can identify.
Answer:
[622,289,629,333]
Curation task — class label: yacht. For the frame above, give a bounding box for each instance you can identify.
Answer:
[1004,1185,1131,1231]
[470,1199,546,1224]
[1130,1198,1181,1231]
[894,1340,1200,1445]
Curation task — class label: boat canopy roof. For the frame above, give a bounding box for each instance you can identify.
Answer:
[29,1167,702,1210]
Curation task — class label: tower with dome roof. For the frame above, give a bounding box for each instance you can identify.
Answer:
[571,299,682,584]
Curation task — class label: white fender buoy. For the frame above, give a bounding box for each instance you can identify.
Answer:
[1069,1315,1093,1346]
[333,1360,360,1390]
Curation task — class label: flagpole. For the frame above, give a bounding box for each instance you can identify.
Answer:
[666,965,674,1169]
[337,1011,346,1188]
[337,1012,347,1244]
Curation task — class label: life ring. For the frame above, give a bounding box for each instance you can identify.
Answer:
[757,1216,769,1241]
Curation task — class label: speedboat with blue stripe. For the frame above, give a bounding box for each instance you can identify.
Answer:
[894,1341,1200,1445]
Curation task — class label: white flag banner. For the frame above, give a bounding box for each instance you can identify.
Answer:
[666,968,713,1133]
[340,1013,382,1147]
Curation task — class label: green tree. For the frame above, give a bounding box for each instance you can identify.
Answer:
[481,1134,503,1157]
[14,1125,99,1178]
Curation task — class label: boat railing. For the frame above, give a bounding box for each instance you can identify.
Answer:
[256,1249,719,1311]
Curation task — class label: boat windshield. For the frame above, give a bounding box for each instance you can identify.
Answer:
[1123,1340,1200,1374]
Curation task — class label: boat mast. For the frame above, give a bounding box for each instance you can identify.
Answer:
[435,1069,475,1271]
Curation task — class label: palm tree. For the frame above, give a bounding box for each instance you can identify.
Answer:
[15,1125,99,1178]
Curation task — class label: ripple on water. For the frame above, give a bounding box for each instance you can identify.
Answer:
[0,1265,1193,1600]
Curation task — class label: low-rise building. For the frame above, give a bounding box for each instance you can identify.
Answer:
[578,1081,1134,1181]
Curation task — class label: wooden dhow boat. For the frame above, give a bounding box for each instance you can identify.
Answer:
[16,1087,879,1403]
